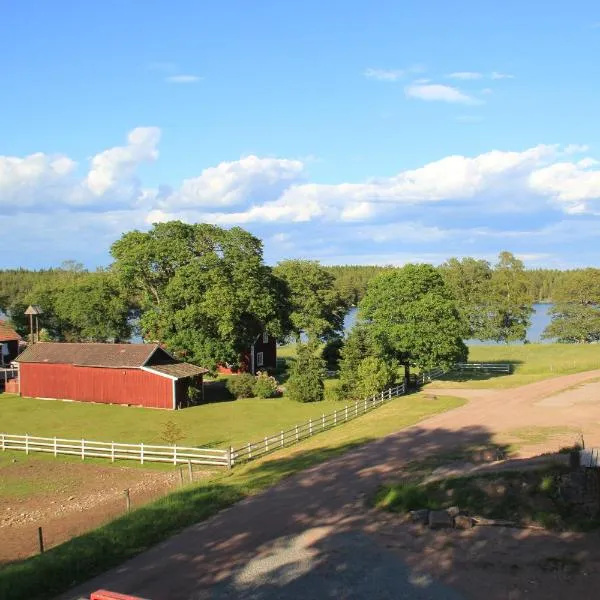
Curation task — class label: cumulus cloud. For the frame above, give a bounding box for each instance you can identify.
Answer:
[405,81,482,105]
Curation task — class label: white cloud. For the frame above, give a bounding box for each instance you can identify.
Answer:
[405,82,482,105]
[165,74,202,84]
[447,71,483,80]
[364,68,406,81]
[564,144,590,155]
[490,71,514,80]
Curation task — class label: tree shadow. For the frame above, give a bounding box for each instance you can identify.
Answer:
[433,360,524,384]
[201,379,235,404]
[16,424,600,600]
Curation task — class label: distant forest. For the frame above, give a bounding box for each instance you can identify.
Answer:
[325,265,570,306]
[0,262,580,315]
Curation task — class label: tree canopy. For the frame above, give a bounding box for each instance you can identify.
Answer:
[359,264,467,379]
[111,221,291,370]
[273,259,347,342]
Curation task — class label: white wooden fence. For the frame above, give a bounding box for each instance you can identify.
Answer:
[0,433,231,467]
[231,383,406,464]
[421,362,512,382]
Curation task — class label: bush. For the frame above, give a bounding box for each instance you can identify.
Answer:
[188,384,203,404]
[226,373,256,398]
[253,371,278,398]
[356,356,395,398]
[321,337,344,371]
[286,342,325,403]
[324,380,343,402]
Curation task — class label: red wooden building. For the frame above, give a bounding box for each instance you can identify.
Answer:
[15,343,207,409]
[0,321,21,366]
[217,332,277,375]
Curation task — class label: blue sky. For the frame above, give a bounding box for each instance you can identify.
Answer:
[2,1,600,269]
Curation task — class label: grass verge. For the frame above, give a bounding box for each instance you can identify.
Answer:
[0,393,464,600]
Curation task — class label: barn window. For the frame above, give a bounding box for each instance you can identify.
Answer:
[257,352,264,367]
[262,332,269,344]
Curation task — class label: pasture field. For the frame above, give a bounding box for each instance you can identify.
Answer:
[428,343,600,389]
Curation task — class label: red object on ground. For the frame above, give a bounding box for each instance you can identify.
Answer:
[91,590,149,600]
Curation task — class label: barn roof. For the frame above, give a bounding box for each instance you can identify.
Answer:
[0,321,21,342]
[144,363,208,378]
[16,342,162,368]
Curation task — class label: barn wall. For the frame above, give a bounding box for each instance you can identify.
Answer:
[253,336,277,372]
[19,363,173,409]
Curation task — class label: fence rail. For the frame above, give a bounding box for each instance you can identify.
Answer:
[0,433,230,467]
[455,362,511,373]
[231,383,406,465]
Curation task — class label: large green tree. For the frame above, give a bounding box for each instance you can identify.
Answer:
[543,268,600,343]
[111,221,291,370]
[273,259,347,342]
[358,264,467,381]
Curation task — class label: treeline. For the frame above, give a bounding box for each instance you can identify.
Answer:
[326,265,585,305]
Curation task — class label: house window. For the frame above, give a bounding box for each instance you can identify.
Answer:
[262,332,269,344]
[257,352,264,367]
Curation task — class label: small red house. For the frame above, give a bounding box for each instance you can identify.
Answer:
[217,332,277,375]
[0,321,21,366]
[15,343,207,409]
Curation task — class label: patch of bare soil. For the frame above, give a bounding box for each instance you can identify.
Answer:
[367,508,600,600]
[0,460,193,564]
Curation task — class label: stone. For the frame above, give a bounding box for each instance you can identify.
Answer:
[429,509,453,529]
[447,506,461,517]
[454,515,474,529]
[409,509,430,525]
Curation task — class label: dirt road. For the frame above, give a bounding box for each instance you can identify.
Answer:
[60,369,600,600]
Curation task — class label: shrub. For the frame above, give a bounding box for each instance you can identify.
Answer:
[321,337,344,371]
[324,380,343,402]
[188,384,203,404]
[286,342,325,403]
[226,373,256,399]
[253,371,278,398]
[160,420,185,445]
[356,356,395,398]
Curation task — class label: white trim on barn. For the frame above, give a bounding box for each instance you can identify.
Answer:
[172,379,176,410]
[140,366,179,380]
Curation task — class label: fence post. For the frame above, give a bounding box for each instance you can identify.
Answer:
[111,441,115,463]
[188,460,193,481]
[322,414,325,430]
[124,489,131,513]
[227,447,233,469]
[388,388,392,400]
[26,433,29,455]
[1,433,4,452]
[53,437,57,457]
[81,439,85,461]
[248,442,252,459]
[309,418,312,436]
[38,526,44,554]
[295,425,299,442]
[173,444,177,465]
[265,436,268,453]
[364,398,367,413]
[345,405,348,421]
[140,442,144,465]
[280,430,284,448]
[334,410,337,426]
[355,402,358,417]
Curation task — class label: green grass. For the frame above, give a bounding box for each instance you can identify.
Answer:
[374,465,600,532]
[427,343,600,389]
[0,392,464,599]
[0,391,392,449]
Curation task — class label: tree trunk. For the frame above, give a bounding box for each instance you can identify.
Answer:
[404,363,410,387]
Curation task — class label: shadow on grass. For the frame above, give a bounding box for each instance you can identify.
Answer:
[201,379,235,404]
[433,360,524,384]
[4,423,593,600]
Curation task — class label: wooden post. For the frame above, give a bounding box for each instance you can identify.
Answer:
[124,489,131,512]
[81,439,85,461]
[25,433,29,455]
[280,430,284,448]
[54,437,57,457]
[334,410,337,426]
[227,447,233,469]
[355,402,358,417]
[187,460,193,482]
[345,405,348,421]
[111,442,115,463]
[309,418,312,436]
[1,433,4,452]
[173,444,177,465]
[248,442,252,459]
[364,399,367,412]
[295,425,299,442]
[265,436,269,452]
[179,467,184,487]
[388,388,392,400]
[322,414,325,430]
[140,442,144,465]
[38,526,44,554]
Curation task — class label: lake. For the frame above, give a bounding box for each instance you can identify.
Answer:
[343,303,555,344]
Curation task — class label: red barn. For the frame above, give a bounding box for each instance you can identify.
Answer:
[217,332,277,375]
[15,343,207,409]
[0,321,21,366]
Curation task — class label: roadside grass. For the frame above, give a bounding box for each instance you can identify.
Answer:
[427,344,600,389]
[373,465,600,532]
[0,393,464,599]
[508,426,581,447]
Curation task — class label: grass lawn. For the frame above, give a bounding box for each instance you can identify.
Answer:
[0,391,382,450]
[0,392,464,600]
[427,343,600,389]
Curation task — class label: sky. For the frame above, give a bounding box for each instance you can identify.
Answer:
[2,0,600,270]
